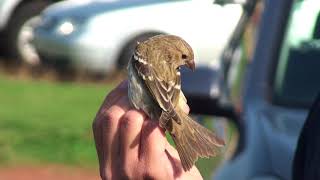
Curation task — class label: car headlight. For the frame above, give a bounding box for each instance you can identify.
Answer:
[56,21,75,36]
[55,17,86,36]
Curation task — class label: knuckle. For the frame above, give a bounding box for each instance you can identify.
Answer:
[124,110,145,122]
[120,110,145,129]
[101,110,114,122]
[99,112,113,130]
[100,106,126,125]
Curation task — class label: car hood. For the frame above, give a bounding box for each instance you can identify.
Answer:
[43,0,173,19]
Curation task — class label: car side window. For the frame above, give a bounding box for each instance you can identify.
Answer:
[273,1,320,108]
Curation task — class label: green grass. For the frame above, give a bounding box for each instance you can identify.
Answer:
[0,77,110,167]
[0,77,228,179]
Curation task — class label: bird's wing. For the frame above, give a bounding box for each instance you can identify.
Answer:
[133,57,181,112]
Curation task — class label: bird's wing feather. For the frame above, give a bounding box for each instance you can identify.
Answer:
[133,57,180,112]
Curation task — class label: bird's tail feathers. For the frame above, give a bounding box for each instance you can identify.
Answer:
[169,112,225,171]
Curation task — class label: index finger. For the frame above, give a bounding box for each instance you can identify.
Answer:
[92,80,130,178]
[100,80,128,110]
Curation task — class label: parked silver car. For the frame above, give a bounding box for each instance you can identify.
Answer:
[33,0,242,74]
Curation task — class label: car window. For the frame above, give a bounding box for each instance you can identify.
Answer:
[273,0,320,108]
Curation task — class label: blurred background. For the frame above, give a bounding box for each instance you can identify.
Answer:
[0,0,320,180]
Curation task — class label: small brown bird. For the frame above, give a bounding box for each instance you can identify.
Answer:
[127,35,225,171]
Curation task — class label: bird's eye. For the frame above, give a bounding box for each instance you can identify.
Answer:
[181,54,187,59]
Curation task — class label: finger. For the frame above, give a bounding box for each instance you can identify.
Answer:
[140,121,169,176]
[99,95,131,178]
[119,109,146,175]
[140,120,167,158]
[93,80,128,174]
[101,80,128,109]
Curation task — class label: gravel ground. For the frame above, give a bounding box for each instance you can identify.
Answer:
[0,165,100,180]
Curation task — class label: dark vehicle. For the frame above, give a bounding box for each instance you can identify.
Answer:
[183,0,320,179]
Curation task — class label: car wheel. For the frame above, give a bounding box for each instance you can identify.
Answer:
[117,32,163,70]
[3,1,49,66]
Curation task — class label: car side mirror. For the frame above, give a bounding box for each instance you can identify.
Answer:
[181,66,235,118]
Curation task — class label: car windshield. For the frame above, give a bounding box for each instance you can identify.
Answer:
[273,0,320,108]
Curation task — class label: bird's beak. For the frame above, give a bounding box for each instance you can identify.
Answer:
[186,60,195,71]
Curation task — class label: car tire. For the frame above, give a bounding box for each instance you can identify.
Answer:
[117,32,163,70]
[2,1,49,66]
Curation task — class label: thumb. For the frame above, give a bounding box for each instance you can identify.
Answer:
[178,93,190,114]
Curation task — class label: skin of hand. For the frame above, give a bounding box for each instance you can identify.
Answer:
[92,80,203,180]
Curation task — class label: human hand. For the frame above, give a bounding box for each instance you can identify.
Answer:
[92,80,203,180]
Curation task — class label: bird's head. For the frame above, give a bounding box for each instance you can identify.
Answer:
[135,35,195,71]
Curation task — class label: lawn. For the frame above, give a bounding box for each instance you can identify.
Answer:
[0,77,227,179]
[0,77,111,167]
